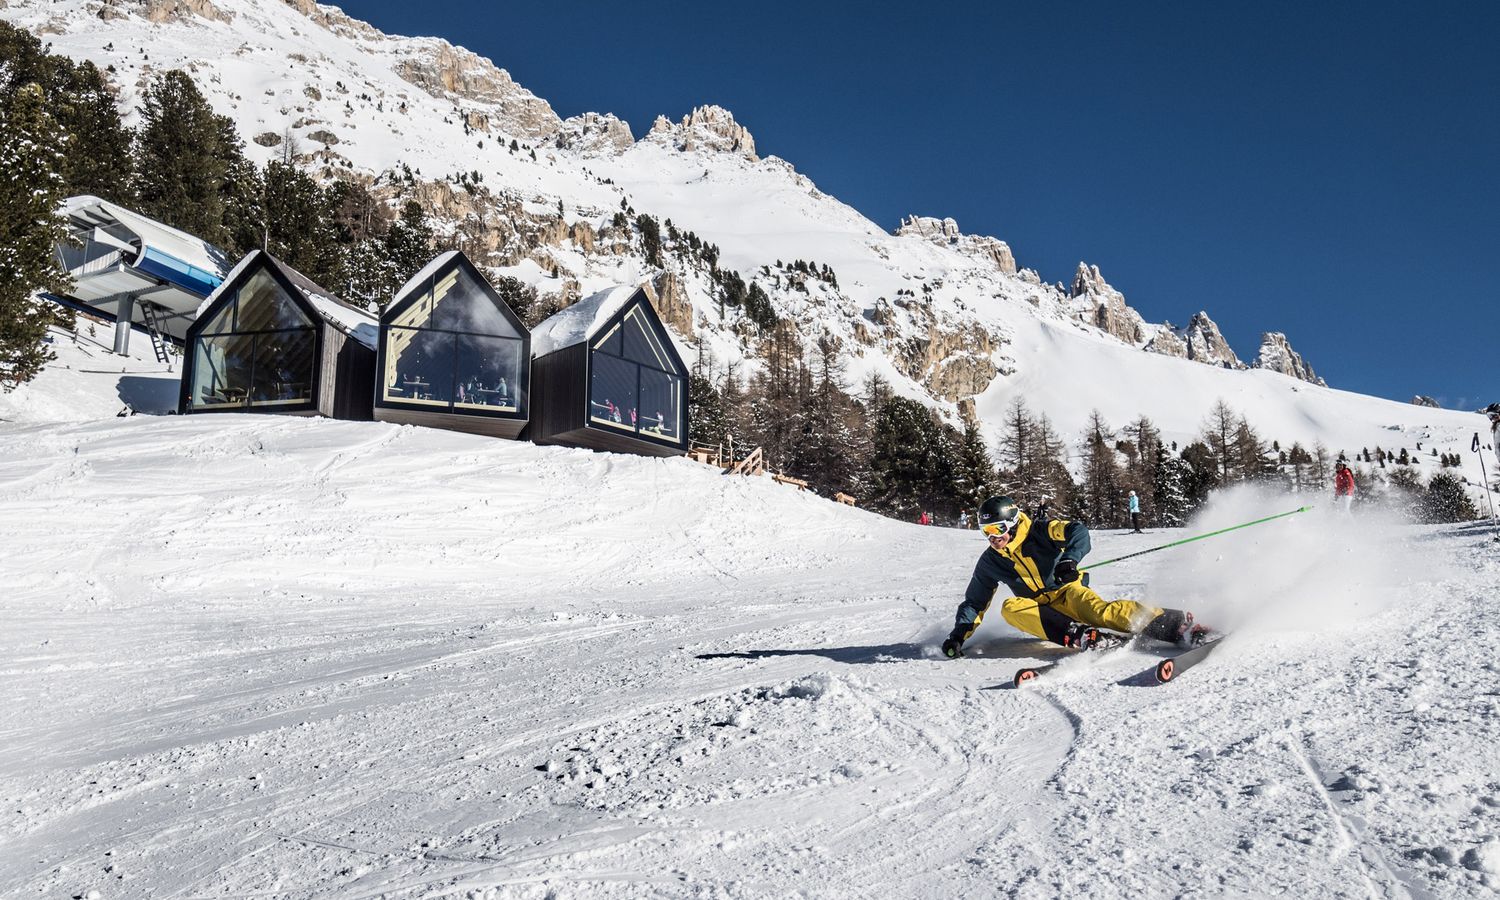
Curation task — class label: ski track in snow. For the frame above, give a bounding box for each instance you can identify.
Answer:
[2,416,1499,898]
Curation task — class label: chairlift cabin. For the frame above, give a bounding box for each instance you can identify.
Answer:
[178,251,377,419]
[529,286,689,457]
[374,251,531,438]
[52,195,230,356]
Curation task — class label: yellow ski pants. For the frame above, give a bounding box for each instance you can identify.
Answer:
[999,580,1162,640]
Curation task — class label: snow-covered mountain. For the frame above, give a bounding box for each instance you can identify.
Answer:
[4,0,1494,475]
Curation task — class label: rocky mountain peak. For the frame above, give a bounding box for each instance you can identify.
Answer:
[552,112,634,156]
[1254,332,1325,386]
[896,216,1017,275]
[1066,262,1146,344]
[1183,311,1244,369]
[1070,262,1110,298]
[644,105,757,160]
[390,42,561,141]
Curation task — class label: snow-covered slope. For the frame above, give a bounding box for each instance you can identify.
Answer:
[8,0,1490,481]
[3,411,1498,898]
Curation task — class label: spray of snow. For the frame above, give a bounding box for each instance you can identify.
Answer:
[1145,484,1422,634]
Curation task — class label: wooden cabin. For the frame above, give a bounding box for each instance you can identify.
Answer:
[529,286,689,457]
[178,251,376,419]
[374,251,530,438]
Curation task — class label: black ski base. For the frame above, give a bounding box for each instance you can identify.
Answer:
[1152,637,1225,684]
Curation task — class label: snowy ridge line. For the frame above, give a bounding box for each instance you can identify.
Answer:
[8,0,1494,488]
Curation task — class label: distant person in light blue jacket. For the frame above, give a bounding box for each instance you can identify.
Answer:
[1127,490,1143,533]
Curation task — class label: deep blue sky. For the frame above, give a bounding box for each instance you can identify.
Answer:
[342,1,1498,407]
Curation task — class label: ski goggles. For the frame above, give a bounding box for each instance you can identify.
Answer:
[981,522,1012,539]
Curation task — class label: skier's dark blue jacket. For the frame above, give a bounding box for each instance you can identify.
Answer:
[956,513,1090,630]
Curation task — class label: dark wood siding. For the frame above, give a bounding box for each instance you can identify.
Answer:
[374,407,524,439]
[313,324,376,421]
[530,343,588,445]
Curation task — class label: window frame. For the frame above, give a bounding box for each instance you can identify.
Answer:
[375,254,531,421]
[181,258,323,415]
[584,297,688,450]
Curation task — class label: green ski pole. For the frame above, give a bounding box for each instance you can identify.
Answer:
[1089,505,1313,569]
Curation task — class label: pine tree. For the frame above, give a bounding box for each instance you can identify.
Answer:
[788,335,868,497]
[1420,472,1480,523]
[380,200,435,297]
[262,161,341,285]
[1201,399,1238,483]
[868,396,955,519]
[1180,441,1220,508]
[688,369,729,450]
[1151,443,1192,526]
[0,83,69,387]
[134,70,239,244]
[998,397,1037,494]
[951,419,1000,516]
[1079,410,1123,527]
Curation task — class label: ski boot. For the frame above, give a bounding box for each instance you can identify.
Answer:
[1061,621,1125,651]
[1141,609,1205,647]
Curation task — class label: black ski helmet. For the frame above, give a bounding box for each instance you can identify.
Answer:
[978,495,1021,528]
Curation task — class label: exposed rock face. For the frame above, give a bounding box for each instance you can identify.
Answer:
[1411,395,1441,408]
[896,215,1016,275]
[1143,324,1188,358]
[96,0,231,23]
[392,42,561,140]
[552,112,634,156]
[1067,262,1146,345]
[644,271,695,337]
[645,105,757,160]
[1183,311,1244,369]
[1254,332,1325,386]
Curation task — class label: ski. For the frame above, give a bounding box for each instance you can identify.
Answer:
[1013,633,1131,687]
[1152,637,1226,684]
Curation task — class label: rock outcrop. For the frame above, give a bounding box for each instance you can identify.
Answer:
[644,105,757,160]
[1067,263,1146,345]
[552,112,634,155]
[896,215,1016,275]
[392,42,561,140]
[1254,332,1325,385]
[1411,396,1441,408]
[1183,312,1244,369]
[1143,324,1188,358]
[94,0,232,23]
[644,271,695,337]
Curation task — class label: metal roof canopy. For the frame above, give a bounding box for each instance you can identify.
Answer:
[53,196,232,352]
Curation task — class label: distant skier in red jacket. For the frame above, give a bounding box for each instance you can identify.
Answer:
[1334,460,1356,513]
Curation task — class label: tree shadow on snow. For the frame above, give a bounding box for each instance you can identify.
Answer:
[697,636,1062,665]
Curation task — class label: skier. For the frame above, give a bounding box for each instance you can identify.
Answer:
[940,496,1197,658]
[1334,460,1356,513]
[1127,489,1143,533]
[1485,403,1500,470]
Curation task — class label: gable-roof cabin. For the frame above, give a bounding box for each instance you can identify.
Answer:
[375,251,531,438]
[178,251,377,420]
[529,286,689,456]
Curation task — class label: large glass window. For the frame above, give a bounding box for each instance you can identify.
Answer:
[188,268,316,411]
[382,263,524,413]
[588,305,683,441]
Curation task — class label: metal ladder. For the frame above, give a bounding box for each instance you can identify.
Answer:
[138,302,172,367]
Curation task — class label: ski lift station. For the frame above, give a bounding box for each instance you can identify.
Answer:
[178,251,377,420]
[375,251,531,439]
[52,195,231,362]
[528,286,690,457]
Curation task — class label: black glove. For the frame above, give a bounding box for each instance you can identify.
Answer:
[1053,558,1080,583]
[941,637,964,659]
